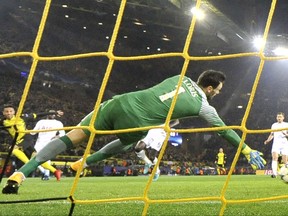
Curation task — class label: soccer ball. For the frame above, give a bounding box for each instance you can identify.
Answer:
[282,175,288,183]
[279,166,288,183]
[279,166,288,176]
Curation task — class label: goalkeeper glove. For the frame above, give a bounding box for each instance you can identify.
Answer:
[242,146,266,170]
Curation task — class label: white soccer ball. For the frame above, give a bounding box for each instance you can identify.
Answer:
[279,166,288,176]
[281,175,288,184]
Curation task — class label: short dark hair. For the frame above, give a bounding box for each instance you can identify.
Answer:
[3,104,14,109]
[197,70,226,88]
[277,112,285,117]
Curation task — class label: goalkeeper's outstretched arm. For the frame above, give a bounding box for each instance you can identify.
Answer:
[200,105,266,170]
[218,128,266,170]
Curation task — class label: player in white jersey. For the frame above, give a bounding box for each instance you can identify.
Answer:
[31,110,65,180]
[135,120,181,181]
[264,112,288,178]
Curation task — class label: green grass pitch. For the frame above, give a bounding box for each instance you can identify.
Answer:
[1,175,288,216]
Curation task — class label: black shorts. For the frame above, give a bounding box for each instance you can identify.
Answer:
[18,134,35,158]
[217,163,224,168]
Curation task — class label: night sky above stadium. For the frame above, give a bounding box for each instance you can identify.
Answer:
[1,0,288,130]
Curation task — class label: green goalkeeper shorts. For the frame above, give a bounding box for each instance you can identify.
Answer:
[79,98,147,145]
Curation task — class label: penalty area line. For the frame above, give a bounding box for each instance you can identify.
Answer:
[2,199,288,205]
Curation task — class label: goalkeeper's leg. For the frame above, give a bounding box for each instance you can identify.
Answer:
[70,139,134,173]
[31,152,62,180]
[2,160,60,194]
[2,133,78,194]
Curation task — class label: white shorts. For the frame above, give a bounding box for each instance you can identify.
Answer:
[271,140,288,155]
[141,128,167,152]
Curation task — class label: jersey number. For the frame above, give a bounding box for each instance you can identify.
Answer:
[159,86,185,102]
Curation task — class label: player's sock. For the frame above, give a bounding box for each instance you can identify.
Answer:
[41,159,56,173]
[38,165,45,174]
[18,136,72,177]
[152,159,161,181]
[12,149,29,163]
[272,160,278,176]
[152,157,158,165]
[41,161,56,173]
[44,169,50,176]
[143,156,152,165]
[86,139,130,165]
[18,157,41,177]
[152,158,160,172]
[136,150,152,164]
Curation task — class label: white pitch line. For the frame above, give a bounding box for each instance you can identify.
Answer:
[8,199,288,205]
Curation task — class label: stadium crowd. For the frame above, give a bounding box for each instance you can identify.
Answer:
[0,59,281,178]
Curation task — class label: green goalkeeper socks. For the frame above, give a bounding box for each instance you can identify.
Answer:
[86,139,132,166]
[19,157,40,177]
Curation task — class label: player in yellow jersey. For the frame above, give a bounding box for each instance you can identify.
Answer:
[0,104,63,181]
[215,148,227,175]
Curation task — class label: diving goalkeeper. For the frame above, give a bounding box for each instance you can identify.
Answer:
[3,70,266,194]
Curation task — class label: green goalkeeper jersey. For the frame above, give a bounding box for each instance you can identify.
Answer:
[81,75,243,146]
